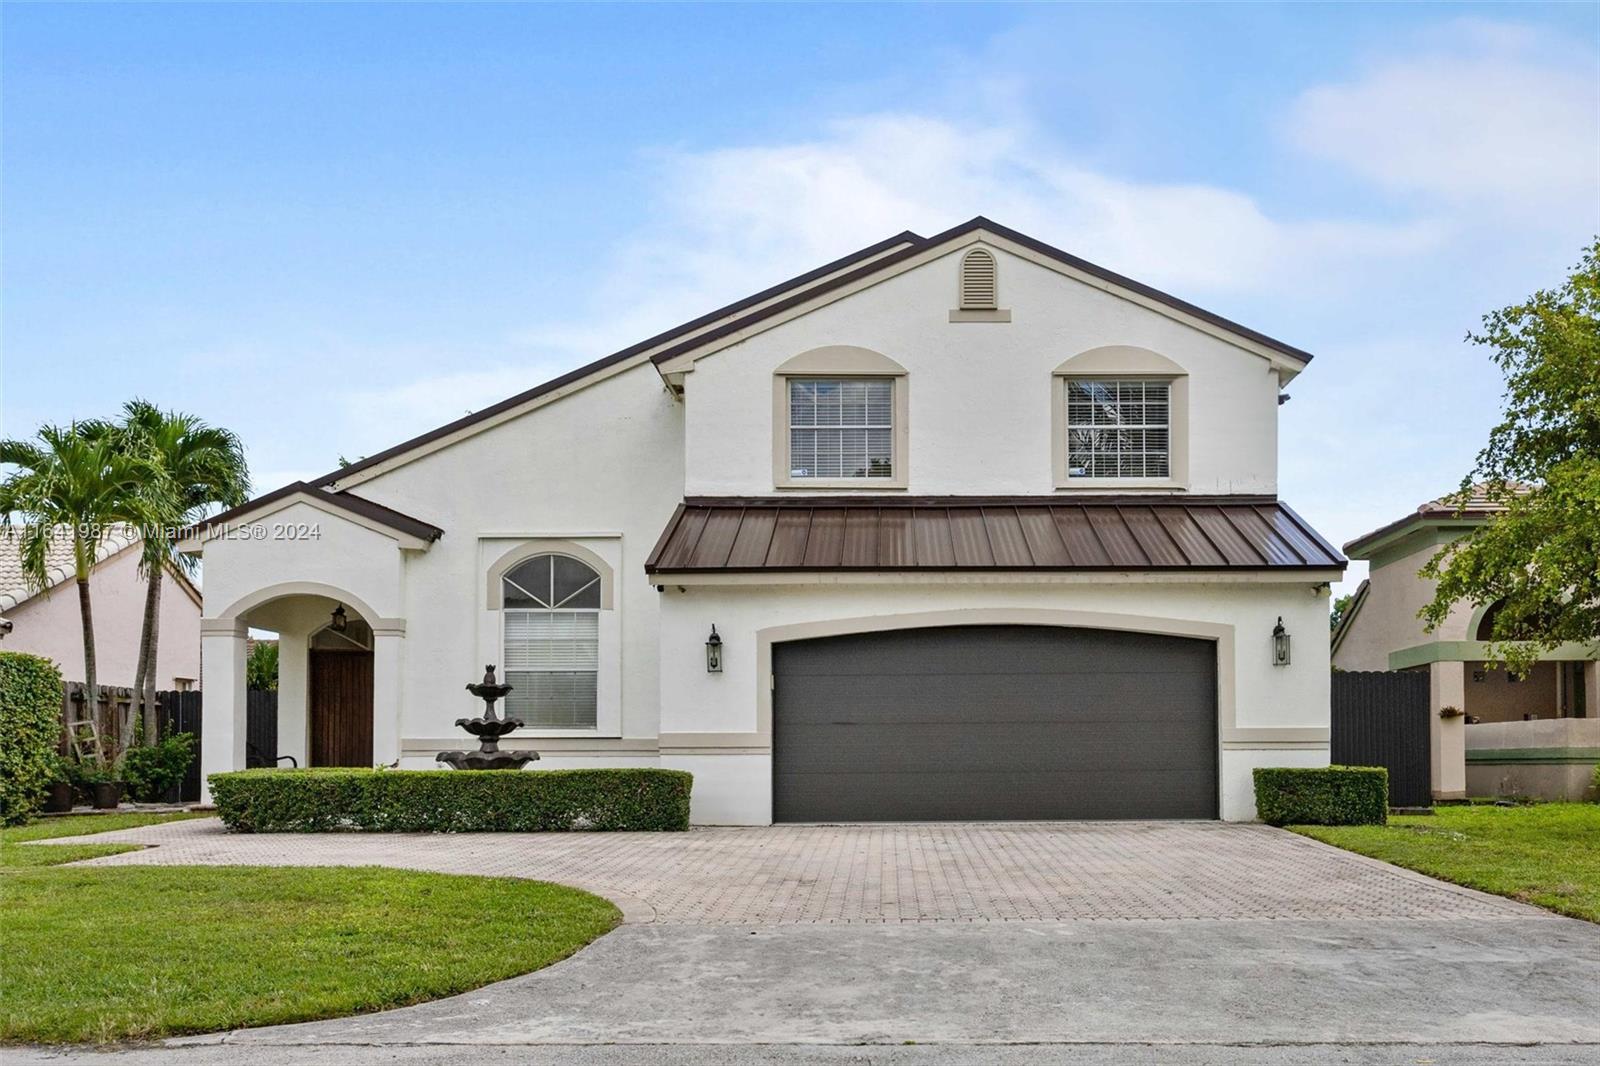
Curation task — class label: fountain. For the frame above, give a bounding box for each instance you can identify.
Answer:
[436,666,541,770]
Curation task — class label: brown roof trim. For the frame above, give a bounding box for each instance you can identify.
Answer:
[1329,577,1369,655]
[646,495,1344,574]
[184,482,443,543]
[648,215,1315,368]
[1343,508,1499,557]
[310,230,922,488]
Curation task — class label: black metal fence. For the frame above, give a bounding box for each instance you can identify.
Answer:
[157,690,279,803]
[1330,670,1431,808]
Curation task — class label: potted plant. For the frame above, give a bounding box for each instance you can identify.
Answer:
[40,752,74,813]
[78,762,124,810]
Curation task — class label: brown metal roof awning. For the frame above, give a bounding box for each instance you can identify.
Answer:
[645,496,1344,574]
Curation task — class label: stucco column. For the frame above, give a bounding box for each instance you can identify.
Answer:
[199,620,248,804]
[1585,660,1600,720]
[372,624,406,766]
[275,625,310,767]
[1429,660,1467,799]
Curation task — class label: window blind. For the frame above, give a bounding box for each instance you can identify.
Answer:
[789,378,893,479]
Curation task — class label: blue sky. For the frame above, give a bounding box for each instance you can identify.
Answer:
[4,3,1598,597]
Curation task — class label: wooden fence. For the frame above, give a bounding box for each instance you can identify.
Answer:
[157,690,280,803]
[58,685,280,803]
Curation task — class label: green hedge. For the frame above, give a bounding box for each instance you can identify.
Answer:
[0,652,64,826]
[1253,766,1389,827]
[208,768,693,832]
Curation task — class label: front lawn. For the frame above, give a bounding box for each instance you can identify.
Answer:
[1293,803,1600,923]
[0,816,621,1044]
[1,811,207,868]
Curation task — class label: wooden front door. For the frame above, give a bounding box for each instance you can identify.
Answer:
[309,649,374,767]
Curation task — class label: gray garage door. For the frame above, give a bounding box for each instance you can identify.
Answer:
[772,625,1217,822]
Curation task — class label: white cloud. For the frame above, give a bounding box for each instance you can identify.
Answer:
[1287,20,1600,214]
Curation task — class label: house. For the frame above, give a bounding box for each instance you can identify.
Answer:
[182,217,1345,823]
[0,525,202,690]
[1336,489,1599,801]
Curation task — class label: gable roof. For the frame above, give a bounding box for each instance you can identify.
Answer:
[1344,483,1534,558]
[0,525,202,613]
[313,229,921,490]
[182,481,444,547]
[311,216,1314,492]
[650,216,1316,371]
[1329,577,1369,656]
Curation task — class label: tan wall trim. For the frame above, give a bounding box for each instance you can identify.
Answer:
[401,736,659,758]
[214,580,401,632]
[772,367,910,490]
[948,309,1012,323]
[773,345,908,377]
[484,538,617,610]
[184,491,434,552]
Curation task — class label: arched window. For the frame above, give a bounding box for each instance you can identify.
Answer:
[959,247,998,310]
[501,554,600,729]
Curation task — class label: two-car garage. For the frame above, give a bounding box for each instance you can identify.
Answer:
[772,625,1218,822]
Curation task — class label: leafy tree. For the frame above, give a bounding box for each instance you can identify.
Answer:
[1420,240,1600,673]
[247,640,279,692]
[115,401,249,744]
[0,425,158,763]
[1329,593,1354,632]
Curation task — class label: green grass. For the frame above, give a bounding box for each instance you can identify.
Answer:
[0,815,622,1044]
[1293,803,1600,923]
[0,811,208,868]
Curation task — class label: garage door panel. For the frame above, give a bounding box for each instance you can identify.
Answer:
[777,629,1209,677]
[775,721,1216,775]
[774,675,1211,726]
[772,625,1217,821]
[774,768,1217,822]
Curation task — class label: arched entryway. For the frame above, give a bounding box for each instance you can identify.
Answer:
[308,613,375,767]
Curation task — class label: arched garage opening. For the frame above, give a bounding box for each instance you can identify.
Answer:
[771,625,1218,822]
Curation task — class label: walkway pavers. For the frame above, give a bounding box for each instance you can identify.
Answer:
[55,817,1538,923]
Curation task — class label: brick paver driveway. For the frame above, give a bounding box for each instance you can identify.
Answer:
[59,817,1532,923]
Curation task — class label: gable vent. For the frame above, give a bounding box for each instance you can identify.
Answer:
[959,247,998,310]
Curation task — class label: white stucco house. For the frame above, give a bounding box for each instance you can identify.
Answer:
[184,217,1345,822]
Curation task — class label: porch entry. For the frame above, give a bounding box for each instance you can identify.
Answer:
[309,616,374,767]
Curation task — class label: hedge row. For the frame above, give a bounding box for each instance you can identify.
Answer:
[208,768,693,832]
[1253,766,1388,827]
[0,652,64,826]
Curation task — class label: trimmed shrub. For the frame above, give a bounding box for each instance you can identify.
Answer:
[209,768,693,833]
[1253,765,1389,827]
[0,652,65,826]
[122,733,196,802]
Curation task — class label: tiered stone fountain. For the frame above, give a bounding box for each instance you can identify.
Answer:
[436,666,541,770]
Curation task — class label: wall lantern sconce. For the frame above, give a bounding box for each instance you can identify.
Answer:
[1271,616,1291,666]
[705,624,723,673]
[330,604,349,633]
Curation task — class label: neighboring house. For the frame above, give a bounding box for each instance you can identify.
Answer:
[182,217,1345,822]
[1336,489,1599,801]
[0,526,202,690]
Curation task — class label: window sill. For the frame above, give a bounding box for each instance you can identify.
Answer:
[948,309,1012,323]
[1054,478,1187,492]
[775,479,908,491]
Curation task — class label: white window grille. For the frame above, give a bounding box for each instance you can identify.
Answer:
[501,553,600,729]
[1066,379,1171,479]
[788,378,893,479]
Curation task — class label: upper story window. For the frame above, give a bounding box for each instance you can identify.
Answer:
[1066,379,1171,479]
[501,553,599,729]
[788,378,894,480]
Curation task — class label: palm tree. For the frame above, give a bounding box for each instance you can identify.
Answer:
[0,424,157,765]
[116,400,249,745]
